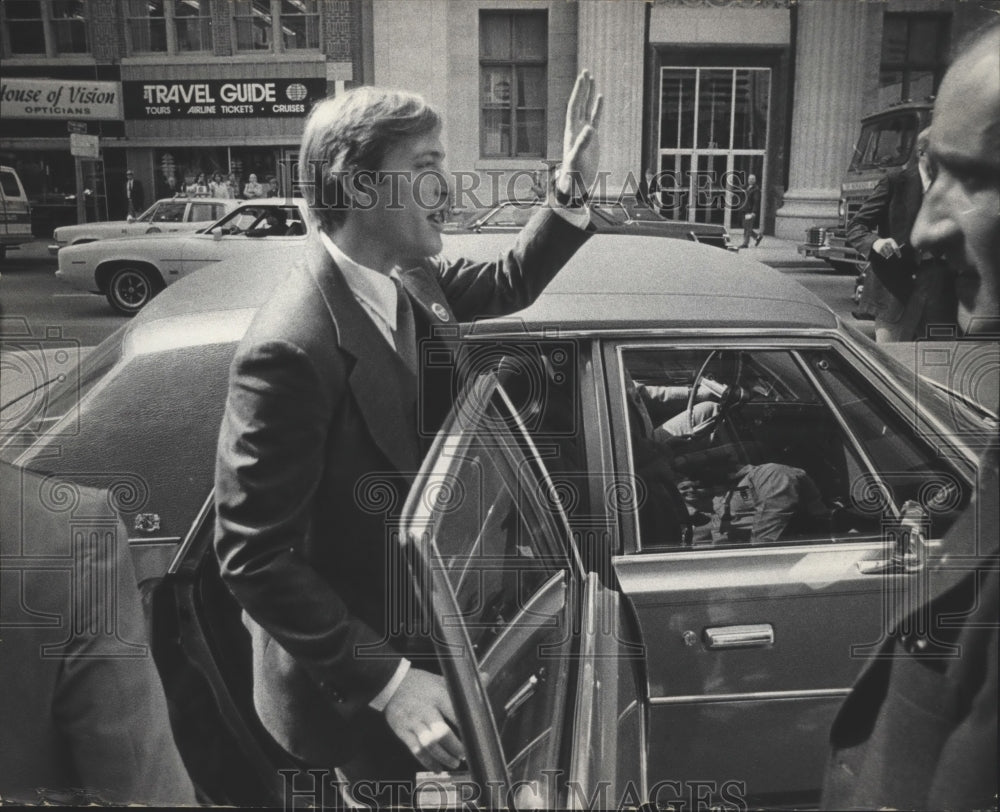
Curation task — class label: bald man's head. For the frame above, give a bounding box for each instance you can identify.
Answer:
[911,23,1000,335]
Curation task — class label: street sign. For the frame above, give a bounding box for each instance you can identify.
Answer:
[70,133,100,159]
[67,120,87,134]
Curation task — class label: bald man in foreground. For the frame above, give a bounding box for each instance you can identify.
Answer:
[822,22,999,810]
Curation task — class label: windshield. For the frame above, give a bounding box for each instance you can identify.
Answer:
[841,322,997,445]
[850,112,921,171]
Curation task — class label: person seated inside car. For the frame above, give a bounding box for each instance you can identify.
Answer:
[629,377,731,440]
[677,458,832,547]
[625,376,730,548]
[245,208,291,238]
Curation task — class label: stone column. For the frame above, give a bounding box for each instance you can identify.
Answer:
[774,0,867,240]
[577,0,646,197]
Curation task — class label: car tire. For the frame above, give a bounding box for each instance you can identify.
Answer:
[106,266,162,316]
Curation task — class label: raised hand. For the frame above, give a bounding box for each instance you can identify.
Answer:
[557,70,603,199]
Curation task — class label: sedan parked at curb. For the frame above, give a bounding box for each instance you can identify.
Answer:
[54,198,309,315]
[451,199,733,250]
[4,235,994,808]
[48,197,241,256]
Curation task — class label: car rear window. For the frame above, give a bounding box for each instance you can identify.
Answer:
[0,170,22,197]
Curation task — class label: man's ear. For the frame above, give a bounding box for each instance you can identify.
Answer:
[341,166,379,212]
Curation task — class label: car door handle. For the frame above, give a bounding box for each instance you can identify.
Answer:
[703,624,774,649]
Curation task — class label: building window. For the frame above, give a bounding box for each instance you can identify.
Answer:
[233,0,319,52]
[479,11,547,159]
[174,0,213,52]
[280,0,319,50]
[126,0,212,54]
[879,13,950,104]
[1,0,88,56]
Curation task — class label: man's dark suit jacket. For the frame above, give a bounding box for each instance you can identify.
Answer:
[0,466,196,805]
[126,178,144,213]
[214,208,590,771]
[847,168,927,325]
[740,182,761,219]
[823,448,998,810]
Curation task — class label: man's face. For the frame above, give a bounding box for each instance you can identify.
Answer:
[354,127,450,268]
[911,32,1000,334]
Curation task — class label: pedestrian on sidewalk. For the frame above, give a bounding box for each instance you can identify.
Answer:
[846,129,955,342]
[738,173,763,248]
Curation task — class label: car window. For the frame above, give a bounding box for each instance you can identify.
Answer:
[593,202,628,225]
[0,170,21,197]
[150,201,188,223]
[209,206,265,235]
[485,205,535,228]
[406,367,580,795]
[617,346,970,552]
[136,202,159,222]
[189,202,219,221]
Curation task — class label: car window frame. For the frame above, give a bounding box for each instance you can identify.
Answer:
[402,369,586,799]
[602,335,977,556]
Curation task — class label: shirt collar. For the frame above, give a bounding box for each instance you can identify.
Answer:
[319,231,401,330]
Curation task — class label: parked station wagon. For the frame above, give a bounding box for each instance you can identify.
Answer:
[3,235,993,808]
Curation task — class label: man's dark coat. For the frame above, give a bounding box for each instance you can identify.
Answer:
[823,448,998,810]
[846,167,960,341]
[214,209,589,771]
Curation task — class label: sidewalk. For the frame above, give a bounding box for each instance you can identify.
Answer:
[733,235,829,269]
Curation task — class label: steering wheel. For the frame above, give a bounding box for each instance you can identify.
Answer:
[683,350,748,441]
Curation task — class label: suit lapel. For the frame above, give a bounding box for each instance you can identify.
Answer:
[399,265,456,329]
[302,239,421,474]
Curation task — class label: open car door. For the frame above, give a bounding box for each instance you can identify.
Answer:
[401,367,644,808]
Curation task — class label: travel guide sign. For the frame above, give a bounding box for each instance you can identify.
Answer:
[122,78,327,119]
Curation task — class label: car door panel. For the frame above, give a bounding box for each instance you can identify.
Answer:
[602,338,975,803]
[566,572,646,810]
[614,536,918,801]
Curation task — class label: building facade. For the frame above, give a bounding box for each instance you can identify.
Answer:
[3,0,996,238]
[370,0,997,238]
[0,0,366,230]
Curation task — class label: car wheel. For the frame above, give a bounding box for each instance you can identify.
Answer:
[106,266,162,316]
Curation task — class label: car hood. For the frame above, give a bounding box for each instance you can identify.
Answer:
[54,221,133,240]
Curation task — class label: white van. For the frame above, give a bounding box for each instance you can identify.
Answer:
[0,166,33,259]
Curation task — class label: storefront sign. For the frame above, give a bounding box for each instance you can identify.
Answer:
[70,133,100,159]
[0,78,123,120]
[123,78,327,119]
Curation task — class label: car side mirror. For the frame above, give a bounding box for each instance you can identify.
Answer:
[213,230,224,241]
[126,214,135,223]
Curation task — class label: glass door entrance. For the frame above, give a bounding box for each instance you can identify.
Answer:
[656,67,770,230]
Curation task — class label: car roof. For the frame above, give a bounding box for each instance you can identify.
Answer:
[233,197,307,207]
[130,233,837,351]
